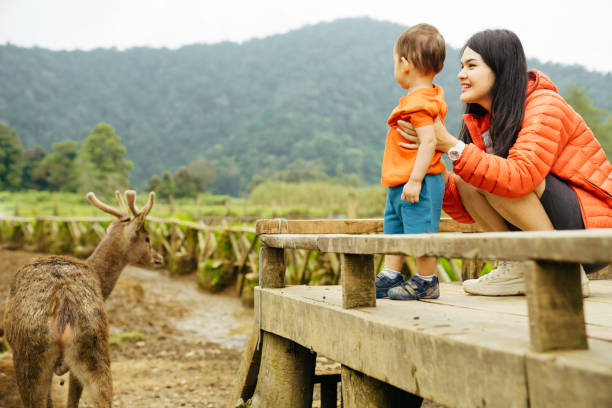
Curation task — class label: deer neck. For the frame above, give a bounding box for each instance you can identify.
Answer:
[86,235,129,300]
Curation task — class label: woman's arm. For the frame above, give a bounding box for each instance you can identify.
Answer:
[398,98,562,198]
[397,117,458,153]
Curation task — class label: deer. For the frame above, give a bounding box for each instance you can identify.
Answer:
[3,190,163,408]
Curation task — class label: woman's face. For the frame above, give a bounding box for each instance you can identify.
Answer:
[458,47,496,111]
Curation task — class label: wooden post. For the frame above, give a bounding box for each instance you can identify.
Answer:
[251,332,316,407]
[319,375,338,408]
[250,246,316,407]
[260,247,285,288]
[461,259,483,280]
[341,366,423,407]
[341,254,375,309]
[525,261,587,352]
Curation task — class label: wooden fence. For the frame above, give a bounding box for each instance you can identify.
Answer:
[0,216,487,303]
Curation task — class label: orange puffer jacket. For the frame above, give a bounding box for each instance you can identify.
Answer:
[443,70,612,229]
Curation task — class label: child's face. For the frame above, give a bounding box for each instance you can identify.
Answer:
[393,47,410,89]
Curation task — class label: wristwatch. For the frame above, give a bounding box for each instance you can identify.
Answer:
[447,140,466,162]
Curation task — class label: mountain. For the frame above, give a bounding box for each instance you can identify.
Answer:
[1,17,611,195]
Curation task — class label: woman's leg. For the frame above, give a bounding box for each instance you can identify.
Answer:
[455,176,553,232]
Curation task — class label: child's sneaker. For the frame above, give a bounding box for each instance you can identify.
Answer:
[387,275,440,300]
[375,269,404,298]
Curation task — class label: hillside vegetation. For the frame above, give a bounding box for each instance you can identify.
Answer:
[1,18,611,195]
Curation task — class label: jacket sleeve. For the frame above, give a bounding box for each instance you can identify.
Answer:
[442,174,476,224]
[453,91,563,198]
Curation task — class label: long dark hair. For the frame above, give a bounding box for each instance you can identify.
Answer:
[458,29,528,158]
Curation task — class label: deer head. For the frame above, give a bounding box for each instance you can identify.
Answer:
[87,190,163,267]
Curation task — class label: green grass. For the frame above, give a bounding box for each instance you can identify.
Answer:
[109,331,146,345]
[0,183,388,220]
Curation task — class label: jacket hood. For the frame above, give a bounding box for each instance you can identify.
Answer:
[527,69,558,95]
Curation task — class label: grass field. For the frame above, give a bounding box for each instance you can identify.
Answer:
[0,182,388,221]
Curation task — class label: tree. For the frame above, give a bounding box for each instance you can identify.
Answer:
[38,140,79,192]
[0,122,24,190]
[80,123,133,195]
[156,171,176,200]
[185,159,216,192]
[173,167,198,198]
[564,84,612,156]
[146,174,162,192]
[22,145,48,190]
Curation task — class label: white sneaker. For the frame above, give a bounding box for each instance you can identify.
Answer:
[462,262,590,297]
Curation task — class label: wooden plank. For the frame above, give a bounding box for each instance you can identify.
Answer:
[255,218,482,235]
[424,282,612,342]
[341,254,375,309]
[228,326,262,407]
[260,230,612,264]
[255,285,612,407]
[526,340,612,407]
[525,261,587,351]
[260,234,320,250]
[256,219,384,235]
[256,285,530,407]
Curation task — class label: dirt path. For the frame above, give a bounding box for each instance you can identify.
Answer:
[0,249,253,408]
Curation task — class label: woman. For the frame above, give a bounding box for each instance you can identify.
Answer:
[397,29,612,296]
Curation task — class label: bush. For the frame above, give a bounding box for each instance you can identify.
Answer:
[197,259,235,292]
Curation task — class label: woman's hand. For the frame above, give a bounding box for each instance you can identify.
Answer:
[397,116,458,153]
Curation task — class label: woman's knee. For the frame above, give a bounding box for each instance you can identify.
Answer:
[455,175,479,198]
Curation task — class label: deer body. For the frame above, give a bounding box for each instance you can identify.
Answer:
[3,191,161,408]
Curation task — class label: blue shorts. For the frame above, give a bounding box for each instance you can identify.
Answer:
[383,173,445,234]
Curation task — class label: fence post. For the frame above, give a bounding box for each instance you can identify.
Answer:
[525,261,587,351]
[341,254,375,309]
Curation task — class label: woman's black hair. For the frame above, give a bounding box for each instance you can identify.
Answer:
[458,29,528,158]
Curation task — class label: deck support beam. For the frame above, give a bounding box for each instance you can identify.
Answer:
[251,332,316,408]
[341,365,423,407]
[251,246,317,407]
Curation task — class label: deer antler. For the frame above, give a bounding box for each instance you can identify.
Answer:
[141,192,155,217]
[125,191,155,217]
[125,190,138,216]
[87,192,126,219]
[115,190,128,215]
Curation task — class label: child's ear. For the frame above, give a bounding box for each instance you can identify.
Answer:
[401,57,412,74]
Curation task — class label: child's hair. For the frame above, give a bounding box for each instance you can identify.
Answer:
[395,24,445,75]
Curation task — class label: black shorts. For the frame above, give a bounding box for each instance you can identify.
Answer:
[506,173,607,274]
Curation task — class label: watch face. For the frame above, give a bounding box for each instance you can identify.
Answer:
[449,150,459,160]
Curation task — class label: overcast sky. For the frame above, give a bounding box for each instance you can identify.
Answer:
[1,0,611,73]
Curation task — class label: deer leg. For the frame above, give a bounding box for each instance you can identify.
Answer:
[12,350,54,408]
[66,372,83,408]
[67,337,113,408]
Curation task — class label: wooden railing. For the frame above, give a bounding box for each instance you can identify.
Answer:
[231,220,612,408]
[0,216,486,299]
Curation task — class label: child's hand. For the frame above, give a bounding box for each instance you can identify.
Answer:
[401,180,422,202]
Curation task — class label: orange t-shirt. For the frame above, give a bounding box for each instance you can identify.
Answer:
[380,84,447,187]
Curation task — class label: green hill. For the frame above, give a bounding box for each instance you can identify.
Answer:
[1,17,611,195]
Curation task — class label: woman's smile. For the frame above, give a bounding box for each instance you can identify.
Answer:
[458,47,495,111]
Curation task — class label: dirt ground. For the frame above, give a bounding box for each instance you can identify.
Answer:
[0,249,253,408]
[0,249,447,408]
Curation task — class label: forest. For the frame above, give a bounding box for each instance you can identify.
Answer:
[1,17,612,196]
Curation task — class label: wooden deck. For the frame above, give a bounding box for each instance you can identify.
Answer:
[255,281,612,407]
[232,223,612,408]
